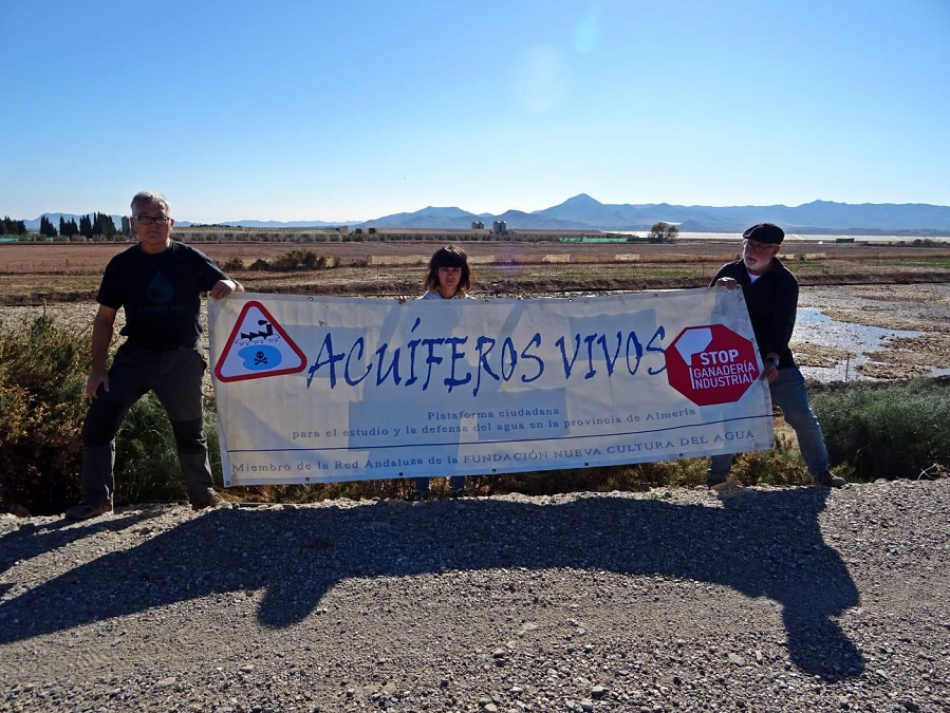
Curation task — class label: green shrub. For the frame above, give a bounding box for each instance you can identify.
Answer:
[256,249,342,272]
[0,317,221,514]
[268,249,326,271]
[812,379,950,480]
[0,316,88,513]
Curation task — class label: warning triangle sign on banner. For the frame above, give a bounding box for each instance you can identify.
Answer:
[215,301,308,383]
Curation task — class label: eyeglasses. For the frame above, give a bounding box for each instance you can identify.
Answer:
[134,215,171,226]
[743,240,774,255]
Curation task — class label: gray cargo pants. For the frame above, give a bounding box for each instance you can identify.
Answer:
[80,341,215,506]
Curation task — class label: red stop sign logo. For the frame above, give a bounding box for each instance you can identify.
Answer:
[665,325,761,406]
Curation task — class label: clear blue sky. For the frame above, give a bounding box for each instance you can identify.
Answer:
[1,0,948,222]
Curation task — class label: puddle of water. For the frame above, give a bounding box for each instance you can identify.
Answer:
[794,308,920,382]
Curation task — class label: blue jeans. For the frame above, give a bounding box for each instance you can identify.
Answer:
[413,476,466,497]
[708,366,829,483]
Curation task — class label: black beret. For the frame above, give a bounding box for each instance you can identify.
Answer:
[743,223,784,244]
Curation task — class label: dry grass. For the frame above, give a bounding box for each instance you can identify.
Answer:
[4,241,950,274]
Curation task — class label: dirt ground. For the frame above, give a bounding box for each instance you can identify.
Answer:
[3,241,950,305]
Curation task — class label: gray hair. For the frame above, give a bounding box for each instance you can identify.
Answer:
[130,191,171,216]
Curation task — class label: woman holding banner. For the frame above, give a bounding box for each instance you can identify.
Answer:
[412,245,475,500]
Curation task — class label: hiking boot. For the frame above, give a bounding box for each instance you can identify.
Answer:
[448,477,466,498]
[409,481,430,502]
[705,475,728,489]
[710,479,744,495]
[65,500,113,520]
[814,470,846,488]
[192,491,230,511]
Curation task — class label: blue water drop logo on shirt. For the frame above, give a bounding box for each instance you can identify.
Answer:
[146,272,175,304]
[238,345,282,371]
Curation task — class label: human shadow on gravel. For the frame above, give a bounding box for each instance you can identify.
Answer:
[0,509,162,599]
[0,488,863,680]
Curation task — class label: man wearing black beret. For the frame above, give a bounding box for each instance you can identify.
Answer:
[708,223,845,488]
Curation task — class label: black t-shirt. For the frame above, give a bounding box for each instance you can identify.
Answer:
[710,258,799,370]
[97,241,228,348]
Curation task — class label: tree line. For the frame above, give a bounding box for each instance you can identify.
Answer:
[0,217,28,235]
[34,213,118,239]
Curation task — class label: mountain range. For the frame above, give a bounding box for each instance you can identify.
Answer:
[352,195,950,233]
[20,195,950,233]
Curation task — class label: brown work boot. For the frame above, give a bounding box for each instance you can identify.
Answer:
[192,491,230,511]
[65,500,113,520]
[814,470,846,488]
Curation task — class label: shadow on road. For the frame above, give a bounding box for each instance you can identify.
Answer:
[0,488,863,680]
[0,509,163,599]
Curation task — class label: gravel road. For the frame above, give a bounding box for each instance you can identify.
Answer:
[1,480,948,712]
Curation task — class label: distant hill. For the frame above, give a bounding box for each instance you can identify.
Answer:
[493,209,587,230]
[357,203,605,230]
[358,207,481,230]
[534,193,630,227]
[19,197,950,233]
[217,219,354,228]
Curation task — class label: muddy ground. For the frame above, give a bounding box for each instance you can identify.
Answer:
[795,284,950,380]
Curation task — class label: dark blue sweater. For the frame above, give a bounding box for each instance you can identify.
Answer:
[710,258,799,370]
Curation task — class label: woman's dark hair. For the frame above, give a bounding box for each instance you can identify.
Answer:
[424,245,471,295]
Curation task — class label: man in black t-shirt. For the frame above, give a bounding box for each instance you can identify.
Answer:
[708,223,845,489]
[65,191,244,520]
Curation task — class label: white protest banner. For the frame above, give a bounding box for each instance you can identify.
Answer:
[209,290,774,487]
